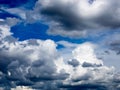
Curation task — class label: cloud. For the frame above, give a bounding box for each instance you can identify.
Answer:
[72,42,103,65]
[0,38,66,89]
[0,19,70,89]
[94,32,120,70]
[57,41,78,48]
[0,17,120,90]
[68,59,80,67]
[0,37,120,89]
[54,42,119,90]
[34,0,120,38]
[105,33,120,54]
[82,62,102,67]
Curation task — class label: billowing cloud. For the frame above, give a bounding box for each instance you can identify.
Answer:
[0,39,120,89]
[54,42,120,90]
[0,19,66,89]
[34,0,120,38]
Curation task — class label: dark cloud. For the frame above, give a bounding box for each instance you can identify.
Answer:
[35,0,120,38]
[40,6,86,30]
[109,40,120,54]
[82,62,102,67]
[60,84,107,90]
[68,59,79,67]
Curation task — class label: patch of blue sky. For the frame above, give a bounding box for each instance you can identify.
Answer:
[0,0,37,10]
[57,44,65,49]
[9,19,119,50]
[0,0,29,8]
[23,0,37,10]
[10,22,89,43]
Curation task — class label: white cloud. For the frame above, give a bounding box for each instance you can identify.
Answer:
[0,18,20,40]
[0,35,119,89]
[57,41,78,48]
[72,42,103,65]
[55,42,115,88]
[0,25,11,39]
[4,8,27,20]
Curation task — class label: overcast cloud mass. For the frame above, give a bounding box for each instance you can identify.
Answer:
[0,0,120,90]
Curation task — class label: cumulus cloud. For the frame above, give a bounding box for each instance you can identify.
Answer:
[33,0,120,38]
[0,37,120,89]
[0,38,69,89]
[0,20,66,89]
[72,42,103,65]
[54,42,119,90]
[0,16,120,90]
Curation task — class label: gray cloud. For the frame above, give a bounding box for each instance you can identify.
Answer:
[82,62,102,67]
[106,33,120,54]
[60,84,107,90]
[68,59,79,67]
[32,0,120,38]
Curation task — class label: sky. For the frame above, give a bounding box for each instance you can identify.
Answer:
[0,0,120,90]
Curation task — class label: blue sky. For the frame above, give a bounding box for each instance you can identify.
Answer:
[0,0,120,90]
